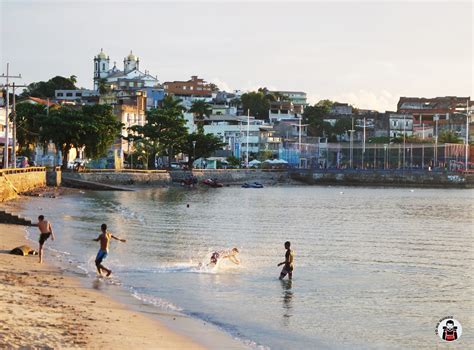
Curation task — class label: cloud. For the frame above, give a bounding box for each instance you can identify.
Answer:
[327,90,400,112]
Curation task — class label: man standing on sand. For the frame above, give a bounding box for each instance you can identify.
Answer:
[93,223,126,277]
[278,241,294,280]
[37,215,55,264]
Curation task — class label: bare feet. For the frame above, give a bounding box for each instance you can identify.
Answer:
[106,270,112,277]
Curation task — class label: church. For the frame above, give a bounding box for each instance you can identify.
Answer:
[93,49,159,91]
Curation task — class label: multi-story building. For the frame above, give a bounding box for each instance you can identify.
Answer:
[330,103,353,115]
[268,101,303,122]
[388,113,413,138]
[164,76,212,97]
[55,89,99,105]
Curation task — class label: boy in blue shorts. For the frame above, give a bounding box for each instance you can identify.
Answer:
[93,223,126,276]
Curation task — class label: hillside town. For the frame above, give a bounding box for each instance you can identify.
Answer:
[1,49,473,171]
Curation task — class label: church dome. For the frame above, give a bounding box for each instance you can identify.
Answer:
[126,50,138,61]
[97,48,107,59]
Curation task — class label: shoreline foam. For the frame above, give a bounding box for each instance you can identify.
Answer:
[0,223,246,349]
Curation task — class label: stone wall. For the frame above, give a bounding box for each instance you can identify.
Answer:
[171,169,289,184]
[62,169,289,187]
[0,168,47,202]
[290,170,474,188]
[63,170,172,186]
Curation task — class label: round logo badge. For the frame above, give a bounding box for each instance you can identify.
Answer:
[435,317,462,342]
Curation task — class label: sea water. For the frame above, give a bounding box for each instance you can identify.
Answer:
[8,186,473,349]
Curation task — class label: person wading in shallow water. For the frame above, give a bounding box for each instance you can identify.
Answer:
[93,223,126,277]
[37,215,55,264]
[278,241,294,280]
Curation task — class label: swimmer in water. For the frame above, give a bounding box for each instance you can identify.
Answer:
[208,248,240,266]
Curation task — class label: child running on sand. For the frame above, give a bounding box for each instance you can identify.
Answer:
[37,215,55,264]
[93,224,126,276]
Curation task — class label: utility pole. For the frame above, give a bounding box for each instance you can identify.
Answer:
[11,82,27,168]
[349,117,355,169]
[362,117,366,169]
[466,99,470,172]
[246,109,249,167]
[0,63,22,168]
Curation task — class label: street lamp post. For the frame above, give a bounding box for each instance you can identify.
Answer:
[192,140,196,167]
[465,99,470,171]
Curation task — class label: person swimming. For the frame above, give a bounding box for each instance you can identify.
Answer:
[208,248,240,266]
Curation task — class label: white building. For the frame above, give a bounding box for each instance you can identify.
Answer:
[93,49,159,91]
[188,114,266,158]
[389,113,413,138]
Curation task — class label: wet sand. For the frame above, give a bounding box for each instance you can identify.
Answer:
[0,224,243,349]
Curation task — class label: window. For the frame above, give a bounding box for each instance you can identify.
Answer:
[102,63,105,70]
[66,93,73,97]
[406,121,409,127]
[392,121,398,127]
[76,93,82,97]
[57,92,64,97]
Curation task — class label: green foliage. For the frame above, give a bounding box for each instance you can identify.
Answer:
[226,155,241,167]
[333,118,353,136]
[257,149,274,161]
[189,100,212,134]
[438,130,462,144]
[13,103,45,149]
[38,105,122,168]
[241,91,271,120]
[97,78,111,95]
[130,96,188,167]
[303,103,332,137]
[131,138,160,169]
[209,83,219,92]
[182,132,224,167]
[81,105,123,159]
[21,76,78,98]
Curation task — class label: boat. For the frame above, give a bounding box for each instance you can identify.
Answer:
[242,182,264,188]
[202,178,224,188]
[180,176,198,187]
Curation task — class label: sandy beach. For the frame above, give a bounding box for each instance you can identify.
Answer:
[0,223,244,349]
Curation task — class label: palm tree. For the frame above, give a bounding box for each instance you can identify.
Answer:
[69,75,78,86]
[189,100,212,134]
[97,78,110,95]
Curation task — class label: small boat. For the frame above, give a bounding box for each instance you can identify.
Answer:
[202,178,223,188]
[242,182,264,188]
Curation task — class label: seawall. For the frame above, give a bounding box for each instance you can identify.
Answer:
[0,168,47,202]
[290,169,474,188]
[62,169,288,187]
[62,170,172,186]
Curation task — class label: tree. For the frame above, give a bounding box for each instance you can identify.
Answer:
[240,91,271,119]
[21,76,78,98]
[13,103,46,150]
[39,105,122,168]
[80,105,123,159]
[303,102,332,137]
[182,132,224,167]
[97,78,111,95]
[333,118,353,138]
[438,130,462,144]
[130,96,188,167]
[189,100,212,134]
[209,83,219,92]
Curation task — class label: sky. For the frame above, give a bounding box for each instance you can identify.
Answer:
[1,0,472,112]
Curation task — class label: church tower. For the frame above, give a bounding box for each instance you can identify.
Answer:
[124,50,139,74]
[93,48,110,90]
